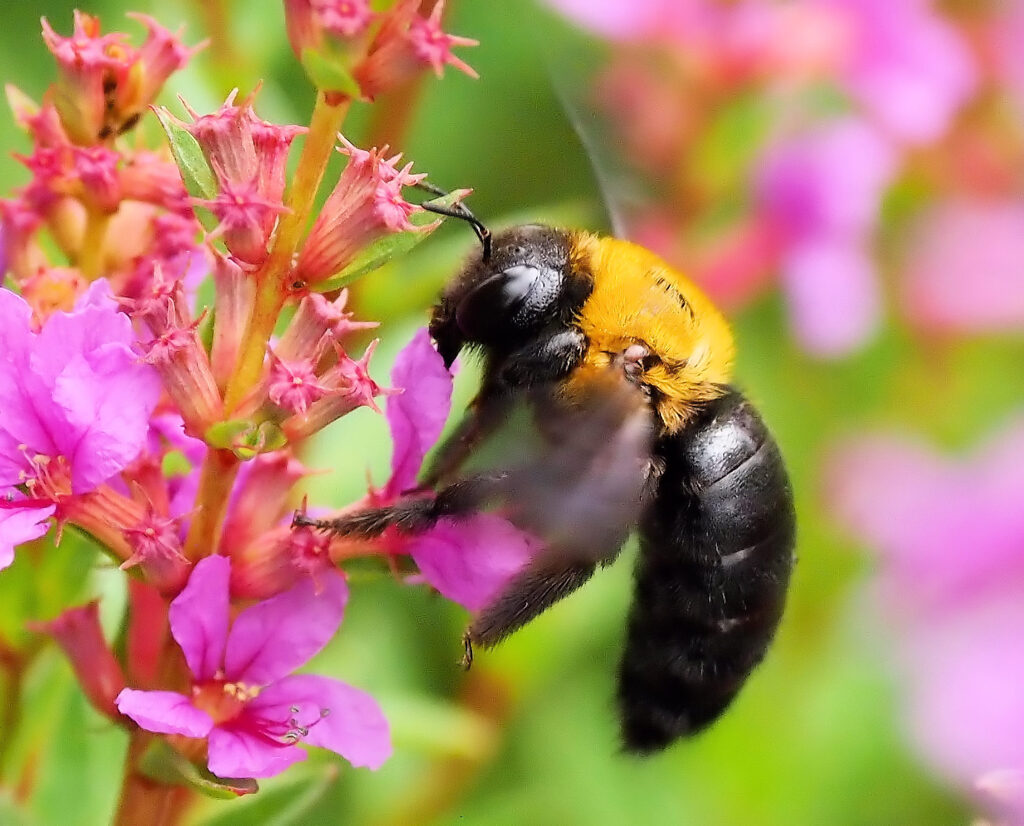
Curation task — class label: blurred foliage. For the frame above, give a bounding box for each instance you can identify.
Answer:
[6,0,1023,824]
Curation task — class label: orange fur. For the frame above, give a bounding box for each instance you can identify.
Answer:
[567,232,735,433]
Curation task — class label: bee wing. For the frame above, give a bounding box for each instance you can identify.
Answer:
[456,368,658,566]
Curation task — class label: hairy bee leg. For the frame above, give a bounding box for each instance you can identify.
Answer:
[466,557,597,650]
[292,474,508,539]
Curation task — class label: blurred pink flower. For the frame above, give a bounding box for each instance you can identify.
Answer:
[116,555,391,778]
[379,329,537,611]
[754,117,896,355]
[902,199,1024,334]
[0,282,161,568]
[827,0,977,145]
[826,421,1024,821]
[541,0,695,41]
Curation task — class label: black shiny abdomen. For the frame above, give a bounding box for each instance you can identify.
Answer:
[618,389,795,752]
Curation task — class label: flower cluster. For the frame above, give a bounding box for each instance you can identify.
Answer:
[546,0,1024,357]
[0,1,487,812]
[285,0,477,101]
[827,423,1024,823]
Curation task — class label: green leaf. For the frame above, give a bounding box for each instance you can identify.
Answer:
[314,190,470,293]
[204,419,287,459]
[300,47,361,98]
[152,107,219,231]
[204,419,254,451]
[139,739,258,800]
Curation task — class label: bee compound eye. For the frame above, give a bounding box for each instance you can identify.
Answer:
[456,264,556,339]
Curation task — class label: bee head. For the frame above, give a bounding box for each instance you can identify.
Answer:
[430,225,592,367]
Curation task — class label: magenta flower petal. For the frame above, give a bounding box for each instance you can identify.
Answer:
[169,555,230,681]
[902,200,1024,334]
[781,239,881,357]
[905,592,1024,791]
[0,283,160,493]
[542,0,682,40]
[827,420,1024,612]
[115,688,214,737]
[0,499,55,569]
[384,328,454,498]
[831,0,976,144]
[207,724,307,779]
[410,514,538,611]
[755,118,897,242]
[37,301,161,491]
[224,571,347,685]
[249,674,392,770]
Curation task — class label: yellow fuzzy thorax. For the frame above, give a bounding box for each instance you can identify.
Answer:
[567,232,735,433]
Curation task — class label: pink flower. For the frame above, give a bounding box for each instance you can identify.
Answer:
[293,136,427,286]
[901,199,1024,335]
[0,282,161,568]
[827,0,977,145]
[541,0,699,42]
[41,12,199,144]
[826,421,1024,821]
[378,329,536,611]
[0,496,55,570]
[754,118,897,356]
[116,555,391,778]
[354,0,478,101]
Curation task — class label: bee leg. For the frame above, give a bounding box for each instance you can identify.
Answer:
[422,390,515,487]
[498,328,586,388]
[292,474,507,539]
[466,557,597,651]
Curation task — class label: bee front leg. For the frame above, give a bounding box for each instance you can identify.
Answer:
[292,474,508,539]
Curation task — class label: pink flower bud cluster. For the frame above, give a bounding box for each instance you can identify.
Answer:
[285,0,478,101]
[0,4,497,794]
[2,14,206,321]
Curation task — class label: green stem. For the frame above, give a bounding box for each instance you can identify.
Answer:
[222,93,350,414]
[182,448,240,562]
[78,209,112,280]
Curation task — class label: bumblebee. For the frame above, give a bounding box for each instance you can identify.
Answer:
[297,204,795,753]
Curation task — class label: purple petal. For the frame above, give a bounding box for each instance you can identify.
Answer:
[542,0,704,41]
[902,199,1024,334]
[249,674,391,770]
[0,499,55,570]
[832,0,976,144]
[755,118,897,242]
[903,591,1024,804]
[224,571,347,685]
[826,419,1024,613]
[384,328,454,498]
[409,514,538,611]
[0,290,55,481]
[115,688,213,737]
[781,239,881,357]
[169,556,230,681]
[50,344,161,492]
[207,724,306,779]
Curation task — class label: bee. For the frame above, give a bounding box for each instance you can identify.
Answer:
[296,194,795,753]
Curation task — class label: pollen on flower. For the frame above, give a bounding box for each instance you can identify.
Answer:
[19,451,73,502]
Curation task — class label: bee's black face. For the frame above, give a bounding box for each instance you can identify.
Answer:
[429,225,592,369]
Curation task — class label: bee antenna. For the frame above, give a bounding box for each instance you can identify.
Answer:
[416,181,492,262]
